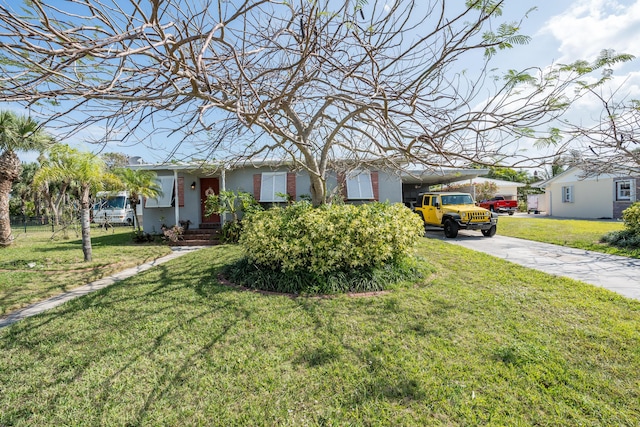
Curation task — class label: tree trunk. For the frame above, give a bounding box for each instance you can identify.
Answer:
[0,178,14,247]
[0,150,22,247]
[133,200,143,234]
[309,173,327,206]
[80,187,92,262]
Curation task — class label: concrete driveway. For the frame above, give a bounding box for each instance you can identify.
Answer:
[425,229,640,301]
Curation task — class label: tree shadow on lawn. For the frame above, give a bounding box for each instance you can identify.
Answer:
[289,290,454,407]
[0,246,452,424]
[0,249,253,424]
[30,231,148,254]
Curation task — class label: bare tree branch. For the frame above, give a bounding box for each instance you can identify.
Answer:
[0,0,633,203]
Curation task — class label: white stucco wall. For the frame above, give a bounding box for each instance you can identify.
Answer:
[546,171,615,219]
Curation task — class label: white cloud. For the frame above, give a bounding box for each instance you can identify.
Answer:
[540,0,640,62]
[568,70,640,113]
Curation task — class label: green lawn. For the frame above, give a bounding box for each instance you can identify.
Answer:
[497,216,640,257]
[0,227,171,316]
[1,241,639,425]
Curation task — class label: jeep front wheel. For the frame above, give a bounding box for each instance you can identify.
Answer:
[482,225,497,237]
[443,219,459,238]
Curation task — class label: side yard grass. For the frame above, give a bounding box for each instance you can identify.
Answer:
[497,216,640,257]
[1,240,638,425]
[0,227,171,316]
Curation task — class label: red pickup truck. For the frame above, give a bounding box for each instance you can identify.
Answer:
[478,196,518,215]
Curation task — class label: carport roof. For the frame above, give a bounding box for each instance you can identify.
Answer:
[400,168,489,185]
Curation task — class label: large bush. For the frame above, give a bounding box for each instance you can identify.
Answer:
[240,202,424,275]
[601,202,640,249]
[622,201,640,234]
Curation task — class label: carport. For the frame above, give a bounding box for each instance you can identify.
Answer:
[401,167,489,207]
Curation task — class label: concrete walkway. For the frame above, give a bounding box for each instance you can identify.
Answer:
[0,246,205,329]
[427,230,640,301]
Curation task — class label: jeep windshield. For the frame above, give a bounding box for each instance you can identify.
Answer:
[441,195,474,205]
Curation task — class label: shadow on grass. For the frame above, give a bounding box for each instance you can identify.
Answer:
[1,245,452,424]
[30,230,148,253]
[289,283,447,407]
[0,246,252,424]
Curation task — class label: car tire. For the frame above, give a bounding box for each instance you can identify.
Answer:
[482,225,497,237]
[443,219,458,238]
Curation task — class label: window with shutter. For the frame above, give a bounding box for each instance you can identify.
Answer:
[561,186,573,203]
[260,172,288,202]
[145,176,175,208]
[346,171,374,200]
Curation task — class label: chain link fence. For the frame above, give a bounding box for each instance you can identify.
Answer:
[9,216,58,233]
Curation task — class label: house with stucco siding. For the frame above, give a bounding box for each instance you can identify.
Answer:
[534,166,639,219]
[129,161,488,233]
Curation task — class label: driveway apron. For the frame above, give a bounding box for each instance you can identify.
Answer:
[427,231,640,301]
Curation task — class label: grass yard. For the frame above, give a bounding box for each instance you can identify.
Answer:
[1,240,639,426]
[496,216,640,257]
[0,227,171,316]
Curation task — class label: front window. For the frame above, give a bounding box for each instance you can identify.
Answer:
[346,171,374,200]
[146,176,175,208]
[616,180,631,201]
[260,172,287,202]
[561,186,573,203]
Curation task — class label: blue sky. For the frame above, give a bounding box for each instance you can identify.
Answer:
[16,0,640,164]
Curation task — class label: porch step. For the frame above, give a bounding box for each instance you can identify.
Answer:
[169,227,221,246]
[198,223,221,230]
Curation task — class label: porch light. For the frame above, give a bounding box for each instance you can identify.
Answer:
[190,181,196,190]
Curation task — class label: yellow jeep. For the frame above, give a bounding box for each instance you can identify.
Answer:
[414,192,498,238]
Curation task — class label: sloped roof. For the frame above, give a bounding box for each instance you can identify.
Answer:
[130,160,489,185]
[532,162,640,188]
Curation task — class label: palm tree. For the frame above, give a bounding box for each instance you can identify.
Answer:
[10,162,40,216]
[114,168,161,234]
[34,145,119,262]
[0,111,53,247]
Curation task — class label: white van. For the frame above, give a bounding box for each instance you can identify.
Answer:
[92,191,136,225]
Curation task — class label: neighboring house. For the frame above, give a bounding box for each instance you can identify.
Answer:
[446,176,526,201]
[534,165,639,219]
[129,161,488,233]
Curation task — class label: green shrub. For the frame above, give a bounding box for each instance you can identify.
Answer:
[223,254,428,295]
[240,202,425,275]
[622,202,640,234]
[603,202,640,250]
[205,190,262,243]
[601,229,640,248]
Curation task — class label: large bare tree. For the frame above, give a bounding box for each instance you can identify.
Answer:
[562,85,640,176]
[0,0,632,204]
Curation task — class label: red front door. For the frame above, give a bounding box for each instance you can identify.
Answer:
[200,178,220,224]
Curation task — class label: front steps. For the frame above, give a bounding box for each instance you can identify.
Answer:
[169,226,221,246]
